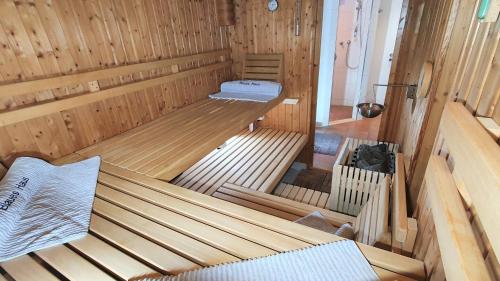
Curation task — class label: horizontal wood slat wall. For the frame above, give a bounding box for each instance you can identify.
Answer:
[0,0,231,163]
[229,0,320,135]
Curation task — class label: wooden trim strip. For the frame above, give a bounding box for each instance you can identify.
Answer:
[392,153,408,243]
[0,61,231,127]
[0,49,229,98]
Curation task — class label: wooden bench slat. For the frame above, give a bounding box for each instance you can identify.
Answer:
[36,246,114,281]
[184,129,276,192]
[253,135,308,192]
[93,197,238,266]
[242,73,280,80]
[212,191,302,221]
[98,173,309,251]
[90,214,199,275]
[220,183,354,227]
[175,129,253,186]
[95,184,276,259]
[69,234,160,280]
[273,183,287,196]
[245,60,281,67]
[176,128,306,196]
[294,187,308,202]
[1,255,58,281]
[244,66,280,74]
[238,131,293,187]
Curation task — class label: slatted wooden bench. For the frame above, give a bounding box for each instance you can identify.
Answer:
[413,102,500,280]
[215,182,355,226]
[77,98,284,181]
[216,180,392,248]
[172,128,307,195]
[76,53,288,181]
[0,154,425,281]
[216,177,417,252]
[273,183,332,209]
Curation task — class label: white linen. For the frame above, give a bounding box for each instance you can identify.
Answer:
[0,156,100,262]
[148,240,380,281]
[209,80,282,102]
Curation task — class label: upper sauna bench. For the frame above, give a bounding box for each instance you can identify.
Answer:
[78,97,285,181]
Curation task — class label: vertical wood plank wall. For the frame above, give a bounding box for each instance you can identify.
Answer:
[0,0,231,163]
[379,0,499,206]
[229,0,320,136]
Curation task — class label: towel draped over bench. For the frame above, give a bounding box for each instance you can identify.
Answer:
[149,240,379,281]
[0,156,100,262]
[209,80,282,102]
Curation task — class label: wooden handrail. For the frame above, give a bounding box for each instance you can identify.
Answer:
[0,49,229,99]
[0,61,231,127]
[425,155,491,281]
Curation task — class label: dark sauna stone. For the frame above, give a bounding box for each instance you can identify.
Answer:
[352,144,394,174]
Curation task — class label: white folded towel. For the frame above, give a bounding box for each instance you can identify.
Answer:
[0,156,100,262]
[210,80,282,102]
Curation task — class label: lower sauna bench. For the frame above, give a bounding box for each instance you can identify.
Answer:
[173,128,308,195]
[0,154,425,281]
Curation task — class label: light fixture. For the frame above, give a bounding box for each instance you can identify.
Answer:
[268,0,279,12]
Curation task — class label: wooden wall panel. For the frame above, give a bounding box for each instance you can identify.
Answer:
[379,0,499,207]
[0,0,231,163]
[229,0,321,136]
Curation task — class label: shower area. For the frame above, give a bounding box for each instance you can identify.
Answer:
[332,0,404,120]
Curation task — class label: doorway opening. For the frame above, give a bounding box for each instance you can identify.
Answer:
[314,0,404,170]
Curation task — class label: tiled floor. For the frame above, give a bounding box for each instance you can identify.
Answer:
[313,105,381,170]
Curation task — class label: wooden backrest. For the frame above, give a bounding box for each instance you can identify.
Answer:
[414,102,500,280]
[354,176,390,247]
[242,54,284,83]
[0,50,230,127]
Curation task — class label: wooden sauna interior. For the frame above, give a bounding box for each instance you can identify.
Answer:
[0,0,498,280]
